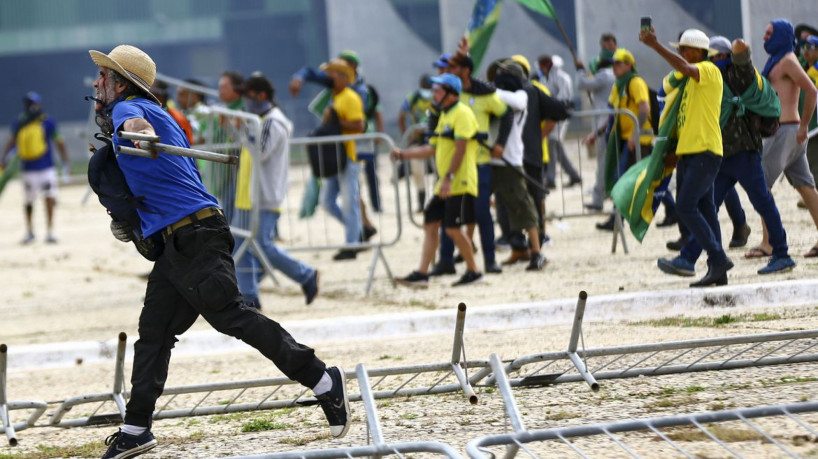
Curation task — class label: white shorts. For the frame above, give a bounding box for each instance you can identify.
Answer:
[22,167,58,204]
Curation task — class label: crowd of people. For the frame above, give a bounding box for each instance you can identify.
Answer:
[0,13,816,459]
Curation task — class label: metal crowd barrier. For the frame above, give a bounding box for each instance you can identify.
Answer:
[0,344,47,446]
[466,400,818,458]
[224,364,465,459]
[4,293,818,450]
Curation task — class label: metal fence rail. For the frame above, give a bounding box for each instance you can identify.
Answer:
[466,401,818,458]
[225,363,465,459]
[5,293,818,450]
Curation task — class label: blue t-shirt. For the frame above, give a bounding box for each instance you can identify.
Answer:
[112,97,218,238]
[12,115,57,172]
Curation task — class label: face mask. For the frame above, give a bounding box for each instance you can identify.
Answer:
[419,89,432,99]
[243,97,272,115]
[713,57,731,70]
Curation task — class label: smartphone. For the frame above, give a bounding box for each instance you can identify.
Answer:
[640,16,652,32]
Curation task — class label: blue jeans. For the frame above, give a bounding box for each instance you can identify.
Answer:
[680,150,788,261]
[233,210,315,303]
[357,152,381,212]
[675,152,727,265]
[321,161,362,244]
[439,164,496,265]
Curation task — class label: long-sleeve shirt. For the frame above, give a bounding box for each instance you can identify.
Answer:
[576,67,615,130]
[492,89,528,167]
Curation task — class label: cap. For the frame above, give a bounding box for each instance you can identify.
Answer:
[510,54,531,75]
[612,48,635,66]
[805,35,818,49]
[338,50,360,66]
[709,36,732,55]
[433,53,452,69]
[24,91,42,104]
[670,29,717,55]
[320,58,356,83]
[430,73,462,94]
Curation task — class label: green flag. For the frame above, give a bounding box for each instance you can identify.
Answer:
[511,0,556,18]
[611,71,688,242]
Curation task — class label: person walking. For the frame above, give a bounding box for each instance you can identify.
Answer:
[232,73,320,309]
[87,45,350,458]
[1,92,70,244]
[640,27,733,287]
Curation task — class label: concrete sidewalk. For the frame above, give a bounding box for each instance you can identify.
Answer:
[7,279,817,370]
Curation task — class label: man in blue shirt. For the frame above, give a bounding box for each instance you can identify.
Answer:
[88,44,350,458]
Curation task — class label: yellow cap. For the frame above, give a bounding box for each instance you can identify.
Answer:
[612,48,635,66]
[510,54,531,75]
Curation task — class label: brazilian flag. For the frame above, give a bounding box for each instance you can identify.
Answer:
[611,72,687,242]
[467,0,556,70]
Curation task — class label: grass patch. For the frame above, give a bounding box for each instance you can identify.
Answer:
[645,395,698,410]
[401,413,419,420]
[242,418,291,432]
[0,441,102,459]
[632,312,782,328]
[545,410,581,421]
[760,375,818,387]
[281,432,331,446]
[663,425,766,443]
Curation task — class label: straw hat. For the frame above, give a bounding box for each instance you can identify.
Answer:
[670,29,717,56]
[89,45,160,104]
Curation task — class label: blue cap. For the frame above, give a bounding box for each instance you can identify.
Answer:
[24,91,42,104]
[430,73,462,94]
[806,35,818,48]
[433,53,452,69]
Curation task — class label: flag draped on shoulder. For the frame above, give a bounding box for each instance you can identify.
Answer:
[467,0,556,70]
[610,71,688,242]
[720,69,781,124]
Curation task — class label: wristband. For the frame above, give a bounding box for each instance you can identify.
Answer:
[445,172,455,181]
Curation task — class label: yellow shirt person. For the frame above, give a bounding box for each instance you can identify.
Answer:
[331,86,364,161]
[431,101,479,196]
[675,60,723,155]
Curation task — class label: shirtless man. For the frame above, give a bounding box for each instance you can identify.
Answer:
[752,19,818,258]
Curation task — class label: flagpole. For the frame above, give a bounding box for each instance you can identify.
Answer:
[541,0,593,104]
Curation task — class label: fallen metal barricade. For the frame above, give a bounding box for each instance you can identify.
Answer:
[35,304,484,430]
[0,344,48,446]
[224,363,465,459]
[466,400,818,458]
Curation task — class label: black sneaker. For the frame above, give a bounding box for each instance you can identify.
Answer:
[452,270,483,286]
[333,249,357,261]
[485,261,503,274]
[362,225,378,242]
[302,270,319,305]
[102,429,157,459]
[526,252,546,271]
[316,366,351,438]
[429,261,456,276]
[396,270,430,288]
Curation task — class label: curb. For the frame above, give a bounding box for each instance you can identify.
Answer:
[7,279,818,370]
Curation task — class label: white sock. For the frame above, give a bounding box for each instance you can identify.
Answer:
[120,424,147,436]
[312,371,332,396]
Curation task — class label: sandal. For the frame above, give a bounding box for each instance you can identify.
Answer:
[805,245,818,258]
[744,246,771,259]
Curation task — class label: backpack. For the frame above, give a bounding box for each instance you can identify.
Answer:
[364,84,379,121]
[16,115,48,161]
[625,81,660,135]
[87,134,164,261]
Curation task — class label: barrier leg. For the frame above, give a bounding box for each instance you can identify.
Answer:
[0,344,18,446]
[451,303,478,405]
[566,291,600,392]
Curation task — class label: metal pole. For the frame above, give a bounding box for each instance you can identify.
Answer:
[356,364,385,446]
[118,132,161,143]
[451,303,478,405]
[112,332,128,420]
[117,144,237,164]
[567,291,587,353]
[0,344,17,446]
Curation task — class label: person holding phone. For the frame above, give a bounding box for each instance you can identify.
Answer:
[640,26,733,287]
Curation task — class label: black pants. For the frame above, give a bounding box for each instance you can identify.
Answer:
[124,213,325,427]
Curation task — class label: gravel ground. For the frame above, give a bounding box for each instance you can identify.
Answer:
[2,142,818,458]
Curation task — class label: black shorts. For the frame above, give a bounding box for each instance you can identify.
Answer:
[423,194,476,228]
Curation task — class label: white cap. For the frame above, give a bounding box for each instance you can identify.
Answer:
[670,29,717,55]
